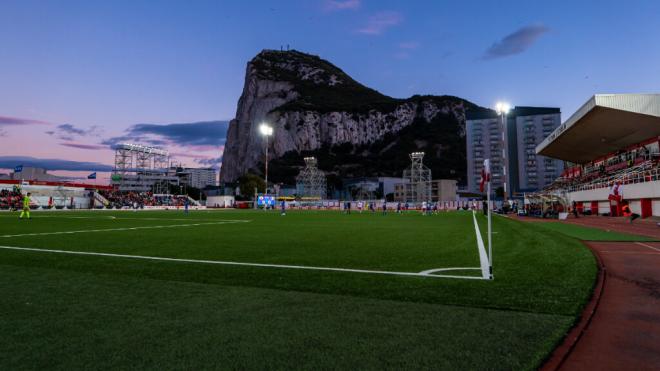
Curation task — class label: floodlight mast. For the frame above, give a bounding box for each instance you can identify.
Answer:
[495,102,511,202]
[296,157,327,199]
[489,100,510,281]
[403,152,431,204]
[259,123,273,196]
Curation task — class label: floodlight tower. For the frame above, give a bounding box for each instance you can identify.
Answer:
[296,157,327,198]
[403,152,432,203]
[259,123,273,194]
[495,102,511,201]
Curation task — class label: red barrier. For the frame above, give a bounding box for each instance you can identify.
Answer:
[641,198,652,218]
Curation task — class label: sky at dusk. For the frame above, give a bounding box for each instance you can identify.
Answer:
[1,0,659,183]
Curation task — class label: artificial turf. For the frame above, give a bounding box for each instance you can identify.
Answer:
[530,220,657,241]
[0,210,597,370]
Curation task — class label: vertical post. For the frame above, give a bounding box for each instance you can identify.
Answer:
[264,134,269,195]
[487,180,493,280]
[501,112,508,202]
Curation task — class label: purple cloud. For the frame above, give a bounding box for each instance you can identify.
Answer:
[357,11,403,35]
[0,115,49,126]
[196,156,223,170]
[46,124,103,140]
[59,142,108,150]
[0,156,113,172]
[324,0,360,11]
[103,120,228,148]
[483,24,549,60]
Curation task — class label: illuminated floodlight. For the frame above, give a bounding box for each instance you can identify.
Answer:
[495,102,511,115]
[259,123,273,136]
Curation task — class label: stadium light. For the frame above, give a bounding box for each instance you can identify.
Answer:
[259,123,273,199]
[495,102,511,115]
[259,123,273,136]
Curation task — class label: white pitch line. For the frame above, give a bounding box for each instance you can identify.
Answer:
[0,221,249,238]
[0,215,118,220]
[635,242,660,252]
[472,211,491,280]
[0,215,250,222]
[0,245,486,280]
[418,267,481,275]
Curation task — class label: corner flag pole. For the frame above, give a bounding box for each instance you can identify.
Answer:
[487,170,493,280]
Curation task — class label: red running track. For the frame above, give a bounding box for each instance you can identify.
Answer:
[544,241,660,371]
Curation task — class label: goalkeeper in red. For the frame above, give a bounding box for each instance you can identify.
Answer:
[19,192,32,219]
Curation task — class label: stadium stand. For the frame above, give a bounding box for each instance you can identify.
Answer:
[0,179,200,210]
[98,190,197,209]
[533,94,660,218]
[0,188,24,210]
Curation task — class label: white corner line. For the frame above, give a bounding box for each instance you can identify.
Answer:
[418,267,481,275]
[472,211,491,280]
[0,245,486,280]
[635,242,660,252]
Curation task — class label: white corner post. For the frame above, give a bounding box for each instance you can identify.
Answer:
[487,179,493,280]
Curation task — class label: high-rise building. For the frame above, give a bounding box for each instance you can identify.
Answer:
[176,168,218,189]
[466,106,563,196]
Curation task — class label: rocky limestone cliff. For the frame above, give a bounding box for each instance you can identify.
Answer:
[220,50,482,185]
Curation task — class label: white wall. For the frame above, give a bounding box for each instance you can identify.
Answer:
[566,180,660,217]
[568,180,660,202]
[206,195,234,208]
[653,200,660,217]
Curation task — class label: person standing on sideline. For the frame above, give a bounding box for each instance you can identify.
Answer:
[184,197,190,214]
[280,199,286,216]
[572,201,579,219]
[621,201,640,223]
[346,201,351,214]
[382,202,387,215]
[421,201,427,215]
[19,192,32,219]
[396,202,401,214]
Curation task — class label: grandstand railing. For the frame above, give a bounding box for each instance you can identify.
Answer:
[548,160,660,193]
[93,191,110,207]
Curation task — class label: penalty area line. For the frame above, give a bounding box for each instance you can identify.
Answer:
[0,215,251,222]
[0,245,486,280]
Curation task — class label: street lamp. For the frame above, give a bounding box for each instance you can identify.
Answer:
[495,101,511,202]
[259,123,273,196]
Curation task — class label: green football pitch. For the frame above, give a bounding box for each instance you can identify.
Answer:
[0,210,598,370]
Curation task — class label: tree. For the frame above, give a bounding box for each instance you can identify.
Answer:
[238,173,266,199]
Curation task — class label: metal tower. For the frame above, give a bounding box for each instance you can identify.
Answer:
[296,157,327,199]
[403,152,432,203]
[112,143,174,192]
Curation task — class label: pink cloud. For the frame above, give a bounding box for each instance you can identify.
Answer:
[170,152,212,160]
[324,0,360,11]
[357,11,403,35]
[184,144,224,153]
[0,115,49,126]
